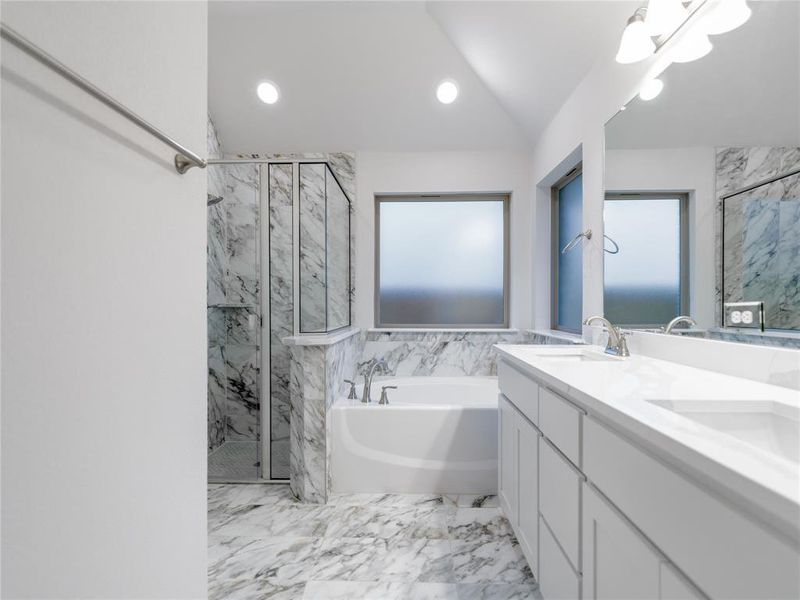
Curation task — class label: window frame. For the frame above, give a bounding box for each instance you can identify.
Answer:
[550,165,583,333]
[603,191,691,328]
[374,193,510,329]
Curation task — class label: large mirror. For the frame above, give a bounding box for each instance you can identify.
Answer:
[604,1,799,345]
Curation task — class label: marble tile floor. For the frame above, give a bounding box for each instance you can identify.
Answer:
[209,484,541,599]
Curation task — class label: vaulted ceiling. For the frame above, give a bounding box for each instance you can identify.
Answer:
[208,1,637,153]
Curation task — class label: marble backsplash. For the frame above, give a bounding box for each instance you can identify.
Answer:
[716,147,800,331]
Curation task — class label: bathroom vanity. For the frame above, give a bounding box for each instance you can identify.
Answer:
[495,345,799,600]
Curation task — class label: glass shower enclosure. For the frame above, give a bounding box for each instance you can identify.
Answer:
[206,159,352,482]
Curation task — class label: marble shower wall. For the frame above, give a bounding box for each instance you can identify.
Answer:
[716,147,800,331]
[299,163,327,333]
[207,116,262,453]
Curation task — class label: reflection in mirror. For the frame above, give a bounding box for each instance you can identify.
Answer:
[604,1,799,346]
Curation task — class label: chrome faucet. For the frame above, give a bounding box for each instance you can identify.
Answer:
[583,316,630,357]
[663,315,697,334]
[361,358,387,403]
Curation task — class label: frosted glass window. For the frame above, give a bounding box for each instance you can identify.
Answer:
[377,196,508,327]
[555,174,583,332]
[604,196,685,326]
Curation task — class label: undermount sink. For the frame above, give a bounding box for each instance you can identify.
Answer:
[647,399,800,463]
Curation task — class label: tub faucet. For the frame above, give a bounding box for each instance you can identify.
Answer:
[361,359,387,403]
[379,385,398,405]
[583,315,630,357]
[663,315,697,334]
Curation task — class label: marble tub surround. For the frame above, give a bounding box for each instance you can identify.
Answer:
[208,484,539,600]
[288,332,362,504]
[715,146,800,329]
[361,329,532,377]
[494,343,800,534]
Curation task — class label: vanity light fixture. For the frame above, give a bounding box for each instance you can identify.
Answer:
[671,28,713,63]
[436,79,459,104]
[701,0,751,35]
[639,77,664,101]
[644,0,688,36]
[256,81,280,105]
[616,8,656,64]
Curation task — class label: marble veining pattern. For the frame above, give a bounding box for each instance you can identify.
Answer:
[208,485,540,600]
[299,163,328,333]
[359,330,571,377]
[716,147,800,332]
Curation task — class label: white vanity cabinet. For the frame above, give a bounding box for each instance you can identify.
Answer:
[496,356,799,600]
[498,392,539,578]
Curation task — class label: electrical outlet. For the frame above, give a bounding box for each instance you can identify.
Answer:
[723,301,764,330]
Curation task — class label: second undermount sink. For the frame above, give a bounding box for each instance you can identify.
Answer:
[647,399,800,463]
[531,348,621,363]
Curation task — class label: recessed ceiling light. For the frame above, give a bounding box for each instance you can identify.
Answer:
[639,78,664,101]
[436,79,459,104]
[256,81,280,105]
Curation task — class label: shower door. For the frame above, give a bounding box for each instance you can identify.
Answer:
[207,162,263,482]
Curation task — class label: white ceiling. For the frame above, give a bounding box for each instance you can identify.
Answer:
[606,1,800,150]
[426,1,638,144]
[208,1,637,153]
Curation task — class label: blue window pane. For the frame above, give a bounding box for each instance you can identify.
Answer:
[557,175,583,331]
[604,198,681,326]
[378,199,506,326]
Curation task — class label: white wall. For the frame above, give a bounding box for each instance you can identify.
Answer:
[605,147,716,327]
[1,2,208,598]
[354,151,532,329]
[528,7,703,331]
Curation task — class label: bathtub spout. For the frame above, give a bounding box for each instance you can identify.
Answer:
[362,359,387,403]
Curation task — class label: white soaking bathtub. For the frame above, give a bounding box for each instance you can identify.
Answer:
[330,376,498,494]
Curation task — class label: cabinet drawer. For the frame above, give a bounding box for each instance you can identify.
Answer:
[540,515,581,600]
[539,387,582,466]
[584,417,799,600]
[540,437,582,571]
[498,360,539,425]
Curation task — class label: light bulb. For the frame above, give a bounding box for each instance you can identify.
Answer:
[436,80,459,104]
[616,12,656,64]
[639,78,664,101]
[701,0,751,35]
[644,0,689,36]
[256,81,280,105]
[671,29,713,63]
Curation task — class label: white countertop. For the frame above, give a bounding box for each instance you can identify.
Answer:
[494,343,800,534]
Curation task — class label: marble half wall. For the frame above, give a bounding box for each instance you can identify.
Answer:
[715,147,800,330]
[288,331,362,504]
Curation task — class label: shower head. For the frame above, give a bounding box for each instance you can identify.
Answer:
[207,194,224,206]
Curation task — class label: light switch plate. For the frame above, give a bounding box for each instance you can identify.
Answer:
[723,301,764,330]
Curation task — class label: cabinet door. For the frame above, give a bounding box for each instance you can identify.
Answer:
[499,395,518,526]
[517,417,539,578]
[582,484,663,600]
